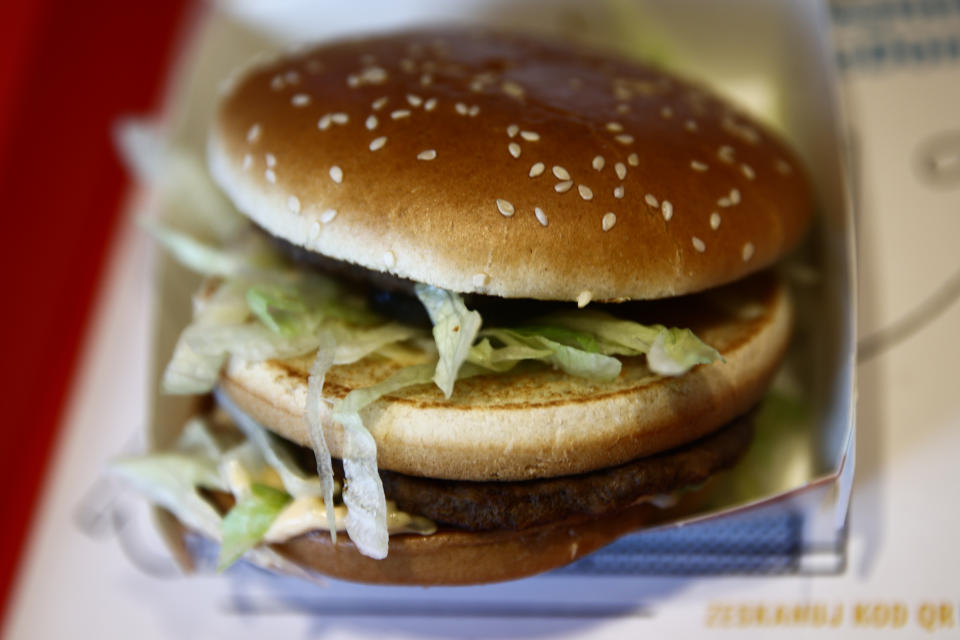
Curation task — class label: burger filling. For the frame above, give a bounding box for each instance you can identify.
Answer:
[122,219,724,565]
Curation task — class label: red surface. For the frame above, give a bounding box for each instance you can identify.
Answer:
[0,2,191,625]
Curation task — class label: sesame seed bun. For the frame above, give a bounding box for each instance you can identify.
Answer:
[209,28,812,302]
[219,272,790,481]
[157,28,816,585]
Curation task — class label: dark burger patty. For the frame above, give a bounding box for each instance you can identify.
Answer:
[381,415,753,531]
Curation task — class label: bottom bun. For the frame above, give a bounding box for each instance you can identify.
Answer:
[269,481,716,586]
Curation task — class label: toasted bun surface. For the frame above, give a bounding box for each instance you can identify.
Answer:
[210,29,812,301]
[220,272,790,481]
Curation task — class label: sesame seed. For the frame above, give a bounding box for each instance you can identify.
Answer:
[455,102,468,115]
[615,134,635,145]
[718,197,732,207]
[366,115,378,130]
[320,209,338,224]
[406,94,423,107]
[606,121,623,132]
[529,162,545,178]
[331,113,348,124]
[417,149,437,160]
[534,207,548,226]
[625,155,639,169]
[616,103,630,114]
[615,162,627,180]
[347,74,359,88]
[420,73,433,86]
[660,106,674,118]
[400,58,416,73]
[360,66,388,84]
[317,114,332,130]
[730,188,741,204]
[520,130,539,141]
[424,97,437,111]
[692,236,706,252]
[265,153,276,168]
[291,93,311,107]
[473,272,490,287]
[691,160,708,172]
[372,97,388,111]
[469,79,484,92]
[741,163,756,180]
[383,250,396,268]
[270,75,284,91]
[685,119,698,131]
[507,124,519,138]
[496,199,515,216]
[644,193,658,208]
[468,104,480,117]
[710,212,721,229]
[369,136,387,151]
[285,70,300,84]
[287,195,301,213]
[614,185,625,199]
[391,109,411,119]
[502,81,525,98]
[602,212,617,231]
[309,221,321,241]
[578,184,594,200]
[555,180,574,193]
[508,142,522,158]
[577,291,592,308]
[718,145,735,163]
[265,169,276,183]
[242,153,253,170]
[742,242,755,262]
[247,123,262,143]
[552,166,570,180]
[329,165,343,184]
[661,200,673,221]
[592,155,605,171]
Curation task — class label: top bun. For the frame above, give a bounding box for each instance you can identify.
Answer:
[210,28,812,301]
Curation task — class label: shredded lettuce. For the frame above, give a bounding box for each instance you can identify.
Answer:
[332,364,435,559]
[141,219,255,278]
[111,453,226,541]
[304,332,338,543]
[414,285,482,398]
[478,328,622,381]
[647,327,722,376]
[218,483,291,571]
[534,310,721,376]
[224,397,324,500]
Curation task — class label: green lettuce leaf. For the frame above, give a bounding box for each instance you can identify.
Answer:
[110,453,226,541]
[535,310,721,376]
[305,332,339,543]
[477,328,622,381]
[414,285,482,398]
[218,483,291,570]
[332,364,436,559]
[647,327,722,375]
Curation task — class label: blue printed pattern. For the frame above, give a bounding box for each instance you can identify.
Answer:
[556,513,806,576]
[832,0,960,70]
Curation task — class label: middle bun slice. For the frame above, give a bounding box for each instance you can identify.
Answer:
[219,271,790,482]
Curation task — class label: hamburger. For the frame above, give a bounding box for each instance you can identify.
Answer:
[113,27,812,585]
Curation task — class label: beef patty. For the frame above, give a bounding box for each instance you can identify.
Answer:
[380,414,753,531]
